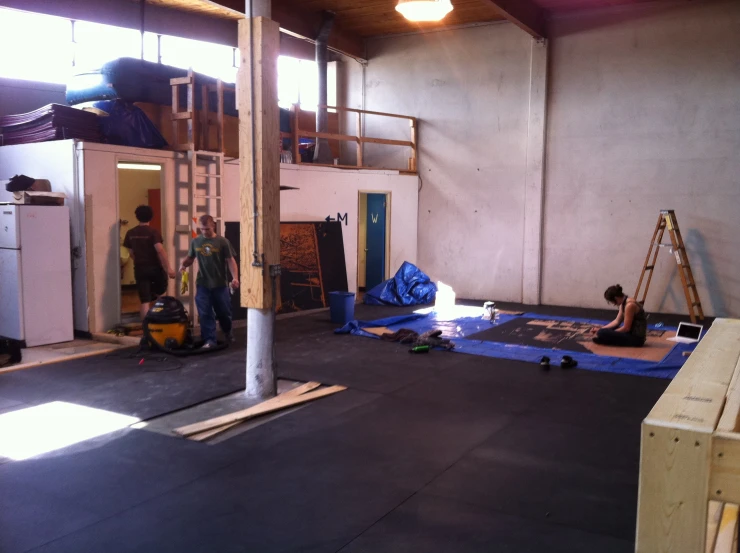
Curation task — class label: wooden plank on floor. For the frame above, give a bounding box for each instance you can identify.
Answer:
[0,343,125,375]
[363,327,391,337]
[188,382,322,441]
[175,382,346,437]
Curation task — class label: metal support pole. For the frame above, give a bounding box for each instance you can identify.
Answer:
[247,0,271,18]
[246,307,276,399]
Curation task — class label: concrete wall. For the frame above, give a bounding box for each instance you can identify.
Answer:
[543,0,740,317]
[363,24,534,301]
[223,162,419,294]
[0,78,66,117]
[338,54,365,166]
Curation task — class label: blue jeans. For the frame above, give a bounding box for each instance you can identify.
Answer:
[195,285,232,344]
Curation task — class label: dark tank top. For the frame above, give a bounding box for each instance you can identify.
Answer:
[624,296,647,341]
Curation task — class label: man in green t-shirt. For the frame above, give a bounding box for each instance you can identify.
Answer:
[180,214,239,348]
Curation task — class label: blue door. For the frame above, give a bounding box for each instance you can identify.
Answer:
[365,194,386,290]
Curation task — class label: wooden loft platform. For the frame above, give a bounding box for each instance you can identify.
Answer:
[287,103,418,175]
[135,101,418,174]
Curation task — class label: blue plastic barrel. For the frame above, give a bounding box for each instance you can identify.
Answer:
[329,291,355,324]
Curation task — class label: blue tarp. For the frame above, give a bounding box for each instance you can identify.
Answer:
[364,262,437,306]
[337,305,698,379]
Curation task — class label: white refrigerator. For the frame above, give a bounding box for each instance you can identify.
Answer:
[0,205,74,347]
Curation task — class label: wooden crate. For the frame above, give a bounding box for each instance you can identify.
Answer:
[636,317,740,553]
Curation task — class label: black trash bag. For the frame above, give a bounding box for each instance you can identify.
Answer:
[0,338,22,367]
[6,174,35,192]
[92,100,167,149]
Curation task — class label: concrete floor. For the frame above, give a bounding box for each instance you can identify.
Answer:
[0,301,685,552]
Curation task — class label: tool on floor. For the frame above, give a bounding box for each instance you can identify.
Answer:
[635,210,704,323]
[484,301,496,323]
[141,296,227,356]
[409,345,430,354]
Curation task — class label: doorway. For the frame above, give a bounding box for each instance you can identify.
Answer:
[358,192,390,294]
[117,162,163,323]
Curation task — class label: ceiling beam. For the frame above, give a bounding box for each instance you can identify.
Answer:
[486,0,546,40]
[207,0,366,61]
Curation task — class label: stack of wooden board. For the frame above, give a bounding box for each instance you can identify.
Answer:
[0,104,101,146]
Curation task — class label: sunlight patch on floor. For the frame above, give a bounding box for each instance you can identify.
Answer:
[0,401,139,460]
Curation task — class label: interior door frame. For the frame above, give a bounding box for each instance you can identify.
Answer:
[357,190,391,293]
[115,156,168,323]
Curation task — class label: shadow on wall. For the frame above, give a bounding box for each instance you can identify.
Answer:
[655,228,725,318]
[684,228,726,317]
[552,1,708,37]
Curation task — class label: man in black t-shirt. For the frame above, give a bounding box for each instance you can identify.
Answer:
[123,205,176,319]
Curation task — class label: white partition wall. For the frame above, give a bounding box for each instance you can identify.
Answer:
[223,161,420,294]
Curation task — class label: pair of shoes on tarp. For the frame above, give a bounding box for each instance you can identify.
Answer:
[540,355,577,370]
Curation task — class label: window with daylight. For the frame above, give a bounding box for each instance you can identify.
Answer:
[0,7,335,109]
[0,8,72,84]
[159,35,237,83]
[74,20,141,71]
[277,56,336,112]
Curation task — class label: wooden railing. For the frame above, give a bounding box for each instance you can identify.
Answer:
[285,104,418,174]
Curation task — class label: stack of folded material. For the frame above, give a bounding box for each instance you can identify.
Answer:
[0,104,101,146]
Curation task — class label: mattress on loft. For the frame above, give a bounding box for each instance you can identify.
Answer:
[66,57,238,117]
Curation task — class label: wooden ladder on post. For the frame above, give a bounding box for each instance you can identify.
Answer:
[170,71,227,327]
[634,210,704,323]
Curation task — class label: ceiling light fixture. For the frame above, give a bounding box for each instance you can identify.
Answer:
[396,0,453,22]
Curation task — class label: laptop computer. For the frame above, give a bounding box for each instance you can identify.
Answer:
[667,322,704,344]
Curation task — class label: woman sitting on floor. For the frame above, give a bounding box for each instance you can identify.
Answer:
[593,284,647,347]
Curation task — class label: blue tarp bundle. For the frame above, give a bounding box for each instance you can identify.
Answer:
[364,262,437,306]
[337,306,698,379]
